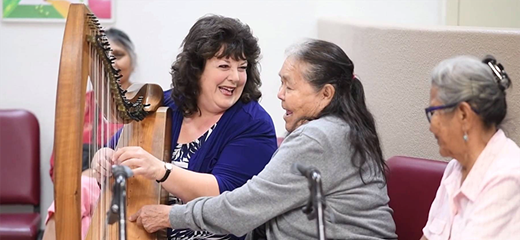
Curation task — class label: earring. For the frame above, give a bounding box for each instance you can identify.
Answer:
[463,133,468,142]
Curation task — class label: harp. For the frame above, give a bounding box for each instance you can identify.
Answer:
[53,4,170,240]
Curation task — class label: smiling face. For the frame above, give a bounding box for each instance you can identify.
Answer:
[277,57,331,133]
[428,86,465,158]
[197,56,248,115]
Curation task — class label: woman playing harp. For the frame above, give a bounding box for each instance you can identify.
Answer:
[93,15,278,240]
[53,4,277,240]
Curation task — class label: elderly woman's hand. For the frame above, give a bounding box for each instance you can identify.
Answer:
[129,205,172,233]
[113,146,165,181]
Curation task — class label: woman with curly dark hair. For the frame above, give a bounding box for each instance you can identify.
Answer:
[93,15,277,240]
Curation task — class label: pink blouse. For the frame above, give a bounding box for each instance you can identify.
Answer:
[423,129,520,240]
[46,176,101,239]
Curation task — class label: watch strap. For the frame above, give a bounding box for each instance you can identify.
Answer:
[156,163,172,183]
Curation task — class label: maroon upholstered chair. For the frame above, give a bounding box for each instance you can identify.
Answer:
[386,156,448,240]
[0,109,41,240]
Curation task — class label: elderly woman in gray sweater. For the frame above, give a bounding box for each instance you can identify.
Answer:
[130,39,397,240]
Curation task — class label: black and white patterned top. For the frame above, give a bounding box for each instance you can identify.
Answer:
[168,123,233,240]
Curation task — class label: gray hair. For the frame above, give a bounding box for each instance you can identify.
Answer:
[284,38,312,57]
[106,28,137,69]
[284,39,316,85]
[430,55,512,128]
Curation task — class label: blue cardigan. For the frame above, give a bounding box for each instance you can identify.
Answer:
[112,90,277,192]
[111,90,277,192]
[163,89,277,193]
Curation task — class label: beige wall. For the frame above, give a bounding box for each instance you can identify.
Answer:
[318,18,520,161]
[446,0,520,28]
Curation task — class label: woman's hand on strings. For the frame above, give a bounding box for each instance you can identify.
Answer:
[129,204,172,233]
[91,147,115,183]
[113,146,164,181]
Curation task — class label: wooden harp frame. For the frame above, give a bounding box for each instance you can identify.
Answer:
[53,4,170,240]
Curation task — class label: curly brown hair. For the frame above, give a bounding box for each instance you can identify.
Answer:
[170,15,262,117]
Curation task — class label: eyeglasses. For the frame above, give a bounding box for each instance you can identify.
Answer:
[424,102,459,123]
[425,101,480,123]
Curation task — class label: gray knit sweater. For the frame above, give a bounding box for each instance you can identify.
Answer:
[169,116,397,239]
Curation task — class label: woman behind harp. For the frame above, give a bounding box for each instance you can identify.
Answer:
[44,27,141,240]
[93,15,278,240]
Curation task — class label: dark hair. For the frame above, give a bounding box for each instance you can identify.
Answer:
[105,28,137,67]
[287,39,387,182]
[431,55,512,129]
[170,15,262,116]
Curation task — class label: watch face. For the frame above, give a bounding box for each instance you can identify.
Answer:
[165,163,173,170]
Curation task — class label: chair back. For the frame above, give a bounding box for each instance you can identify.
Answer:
[386,156,447,240]
[0,109,41,240]
[0,109,41,205]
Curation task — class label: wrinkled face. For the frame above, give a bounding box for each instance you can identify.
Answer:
[428,86,464,158]
[110,40,133,88]
[278,57,326,133]
[198,56,247,114]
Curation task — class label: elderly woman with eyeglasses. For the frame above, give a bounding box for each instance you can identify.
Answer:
[421,55,520,240]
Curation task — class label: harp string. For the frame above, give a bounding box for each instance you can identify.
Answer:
[86,29,123,239]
